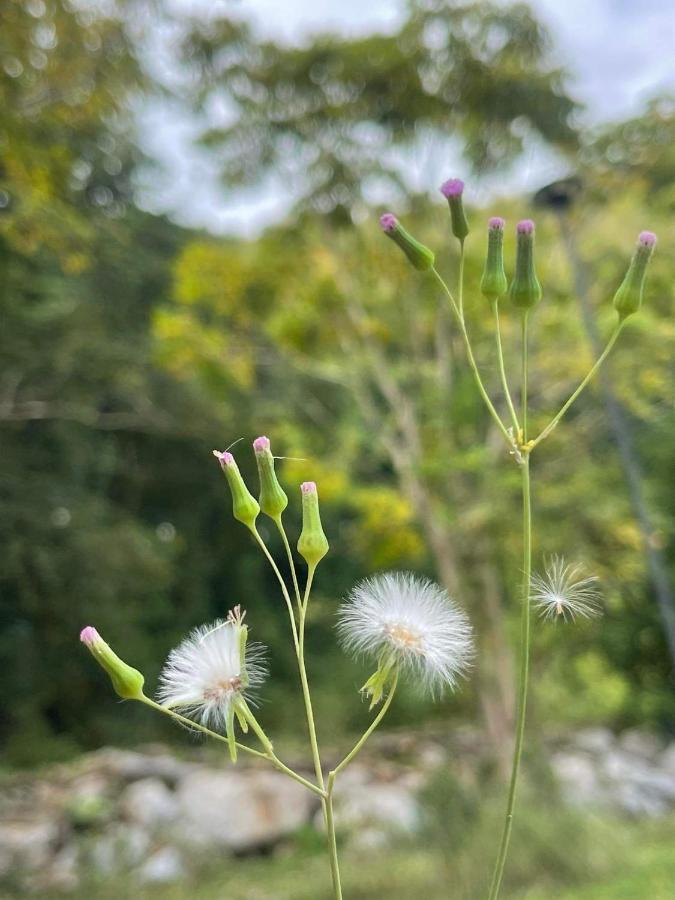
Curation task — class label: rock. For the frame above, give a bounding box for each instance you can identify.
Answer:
[660,742,675,775]
[0,819,61,877]
[25,844,80,893]
[618,729,663,760]
[86,748,193,785]
[573,728,615,755]
[121,778,178,830]
[90,824,151,875]
[324,764,421,836]
[551,752,601,806]
[138,846,186,884]
[174,768,317,852]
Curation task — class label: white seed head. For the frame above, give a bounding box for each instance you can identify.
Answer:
[531,556,602,622]
[337,572,473,694]
[157,607,266,730]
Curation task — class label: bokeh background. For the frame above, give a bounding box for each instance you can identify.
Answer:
[1,1,674,897]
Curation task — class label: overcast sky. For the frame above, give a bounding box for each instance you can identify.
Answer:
[136,0,675,235]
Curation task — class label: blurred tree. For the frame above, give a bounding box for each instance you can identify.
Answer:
[180,0,579,215]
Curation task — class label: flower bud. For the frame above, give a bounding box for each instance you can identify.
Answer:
[297,481,329,568]
[613,231,658,320]
[213,450,260,529]
[440,178,470,242]
[480,217,508,303]
[379,213,435,271]
[253,436,288,520]
[80,626,145,700]
[509,220,542,310]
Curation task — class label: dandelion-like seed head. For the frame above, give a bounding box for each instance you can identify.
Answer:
[337,572,473,695]
[157,606,267,730]
[531,557,602,622]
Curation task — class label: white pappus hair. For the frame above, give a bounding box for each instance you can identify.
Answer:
[531,556,602,622]
[157,609,267,730]
[337,571,474,694]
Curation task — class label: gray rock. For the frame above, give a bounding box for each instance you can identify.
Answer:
[0,820,60,877]
[618,729,663,760]
[573,728,615,755]
[87,748,193,785]
[25,844,80,893]
[90,824,151,875]
[138,846,186,884]
[121,778,179,830]
[324,764,421,836]
[658,742,675,776]
[551,752,601,806]
[174,768,316,852]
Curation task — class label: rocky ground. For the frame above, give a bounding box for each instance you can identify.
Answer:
[1,728,675,894]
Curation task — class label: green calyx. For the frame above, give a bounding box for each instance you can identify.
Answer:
[216,452,260,529]
[253,438,288,519]
[480,224,508,302]
[297,482,329,567]
[448,196,470,242]
[613,234,657,320]
[81,631,145,701]
[509,223,542,310]
[382,218,435,272]
[361,653,398,709]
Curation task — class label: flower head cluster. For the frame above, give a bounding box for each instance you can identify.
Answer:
[531,557,602,622]
[337,572,473,695]
[157,606,267,729]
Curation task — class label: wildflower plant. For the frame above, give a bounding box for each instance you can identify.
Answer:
[378,181,658,897]
[80,435,474,899]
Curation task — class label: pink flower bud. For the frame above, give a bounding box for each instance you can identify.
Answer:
[253,435,271,454]
[638,231,657,248]
[379,213,398,233]
[440,178,464,198]
[213,450,234,467]
[80,626,100,646]
[516,219,535,235]
[301,481,317,494]
[488,216,505,231]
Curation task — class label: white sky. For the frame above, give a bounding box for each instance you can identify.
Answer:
[136,0,675,235]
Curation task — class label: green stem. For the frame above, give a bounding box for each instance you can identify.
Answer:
[329,672,399,784]
[458,240,465,319]
[138,696,325,798]
[431,267,514,450]
[493,300,520,435]
[530,322,624,449]
[251,526,300,654]
[325,791,343,900]
[521,312,529,442]
[276,516,303,612]
[488,455,532,899]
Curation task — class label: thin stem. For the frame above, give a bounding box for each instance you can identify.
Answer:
[431,267,514,450]
[276,516,303,612]
[493,300,520,435]
[329,672,399,784]
[521,312,529,442]
[488,454,532,899]
[530,321,624,448]
[325,792,343,900]
[139,696,325,798]
[251,526,300,654]
[458,240,465,319]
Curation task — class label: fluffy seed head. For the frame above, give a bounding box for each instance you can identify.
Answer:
[531,557,602,622]
[157,607,266,730]
[337,572,473,694]
[379,213,398,233]
[440,178,464,198]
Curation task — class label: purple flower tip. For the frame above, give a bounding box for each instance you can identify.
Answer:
[488,216,505,231]
[517,219,535,235]
[301,481,317,494]
[638,230,657,248]
[213,449,234,466]
[80,626,99,645]
[379,213,398,233]
[440,178,464,198]
[253,435,270,453]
